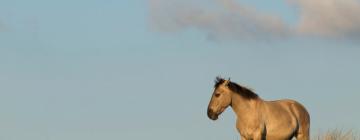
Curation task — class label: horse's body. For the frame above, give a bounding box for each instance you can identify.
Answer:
[207,77,310,140]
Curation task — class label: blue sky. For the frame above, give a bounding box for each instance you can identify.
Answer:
[1,0,360,139]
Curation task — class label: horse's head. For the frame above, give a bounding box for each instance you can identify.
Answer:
[207,77,232,120]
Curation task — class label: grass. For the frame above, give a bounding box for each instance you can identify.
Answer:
[313,129,359,140]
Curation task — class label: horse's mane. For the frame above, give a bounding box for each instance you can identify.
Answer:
[214,77,258,99]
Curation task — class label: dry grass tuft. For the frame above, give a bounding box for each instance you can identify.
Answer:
[313,129,359,140]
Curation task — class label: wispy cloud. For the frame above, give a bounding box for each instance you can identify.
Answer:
[149,0,360,40]
[295,0,360,38]
[149,0,291,40]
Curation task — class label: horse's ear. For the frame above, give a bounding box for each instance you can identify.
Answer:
[223,79,230,86]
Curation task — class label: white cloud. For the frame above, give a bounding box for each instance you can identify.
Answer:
[149,0,291,40]
[149,0,360,40]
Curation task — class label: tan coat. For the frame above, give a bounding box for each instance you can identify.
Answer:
[208,78,310,140]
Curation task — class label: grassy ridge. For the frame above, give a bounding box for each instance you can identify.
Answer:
[313,129,359,140]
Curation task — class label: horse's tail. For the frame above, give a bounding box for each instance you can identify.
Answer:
[291,101,310,140]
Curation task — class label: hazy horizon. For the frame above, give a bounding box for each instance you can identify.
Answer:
[1,0,360,139]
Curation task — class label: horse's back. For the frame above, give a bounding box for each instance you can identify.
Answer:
[265,99,309,121]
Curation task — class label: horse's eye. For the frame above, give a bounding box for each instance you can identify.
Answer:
[215,93,220,97]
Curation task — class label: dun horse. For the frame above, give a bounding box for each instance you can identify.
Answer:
[207,77,310,140]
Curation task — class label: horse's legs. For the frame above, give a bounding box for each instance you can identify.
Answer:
[240,133,264,140]
[295,125,310,140]
[295,134,309,140]
[253,135,263,140]
[253,130,265,140]
[240,136,247,140]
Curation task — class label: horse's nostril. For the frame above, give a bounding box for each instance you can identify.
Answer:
[207,108,214,116]
[207,108,218,120]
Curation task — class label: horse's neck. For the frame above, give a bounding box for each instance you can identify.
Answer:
[231,92,262,119]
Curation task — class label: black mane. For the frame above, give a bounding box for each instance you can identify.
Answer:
[214,77,258,99]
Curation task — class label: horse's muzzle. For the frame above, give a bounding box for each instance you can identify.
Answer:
[207,108,218,120]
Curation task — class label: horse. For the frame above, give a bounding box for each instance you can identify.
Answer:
[207,77,310,140]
